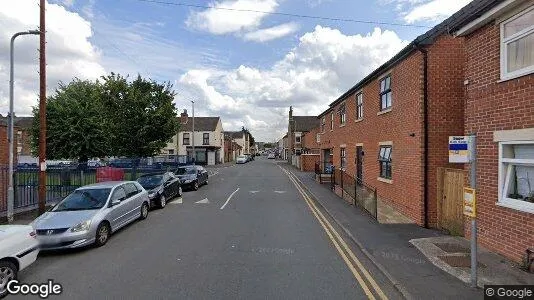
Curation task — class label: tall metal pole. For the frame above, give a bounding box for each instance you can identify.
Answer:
[191,101,195,165]
[8,30,40,223]
[470,134,477,287]
[38,0,47,214]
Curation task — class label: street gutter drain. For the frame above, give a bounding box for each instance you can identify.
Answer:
[438,255,486,268]
[434,242,470,253]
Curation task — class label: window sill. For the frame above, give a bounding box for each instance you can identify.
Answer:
[339,124,346,128]
[497,199,534,214]
[377,177,393,184]
[354,118,363,123]
[498,69,534,83]
[377,108,392,116]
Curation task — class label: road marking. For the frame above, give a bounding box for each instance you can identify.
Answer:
[169,197,183,205]
[278,166,388,300]
[274,190,286,194]
[220,188,240,210]
[195,198,210,204]
[250,191,260,194]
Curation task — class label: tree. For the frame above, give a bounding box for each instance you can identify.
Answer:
[101,73,179,158]
[30,79,110,163]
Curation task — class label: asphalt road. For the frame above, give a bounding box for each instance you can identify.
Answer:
[11,157,401,300]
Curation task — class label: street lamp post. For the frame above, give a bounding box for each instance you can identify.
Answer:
[191,101,195,165]
[8,30,40,223]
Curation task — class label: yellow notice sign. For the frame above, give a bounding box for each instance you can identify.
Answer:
[463,187,476,217]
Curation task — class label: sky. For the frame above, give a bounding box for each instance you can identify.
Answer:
[0,0,472,142]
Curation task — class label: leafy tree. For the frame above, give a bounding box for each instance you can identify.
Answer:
[30,79,110,163]
[101,73,179,158]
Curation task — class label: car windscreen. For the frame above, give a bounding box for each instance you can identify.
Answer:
[52,188,112,211]
[137,175,163,189]
[175,168,196,175]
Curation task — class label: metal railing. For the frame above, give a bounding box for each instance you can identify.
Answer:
[331,167,377,219]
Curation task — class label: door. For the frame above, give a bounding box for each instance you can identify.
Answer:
[208,151,216,165]
[122,183,141,223]
[356,146,363,185]
[437,168,465,236]
[108,186,128,230]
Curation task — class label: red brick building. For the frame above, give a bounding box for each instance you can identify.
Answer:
[317,15,466,227]
[450,0,534,264]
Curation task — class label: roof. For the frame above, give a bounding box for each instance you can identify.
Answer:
[224,131,244,139]
[293,116,320,132]
[180,117,220,132]
[14,117,33,129]
[318,0,501,117]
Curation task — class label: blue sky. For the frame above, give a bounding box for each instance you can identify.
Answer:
[0,0,472,141]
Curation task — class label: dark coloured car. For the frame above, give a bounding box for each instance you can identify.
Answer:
[108,158,137,168]
[174,165,208,191]
[137,172,182,208]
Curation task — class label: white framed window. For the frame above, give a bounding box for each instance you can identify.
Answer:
[356,92,363,120]
[321,117,326,132]
[295,135,301,143]
[498,141,534,214]
[340,147,346,169]
[500,5,534,80]
[379,75,392,111]
[330,113,334,130]
[338,102,346,125]
[316,133,320,143]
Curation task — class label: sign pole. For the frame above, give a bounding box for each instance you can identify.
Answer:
[469,134,477,288]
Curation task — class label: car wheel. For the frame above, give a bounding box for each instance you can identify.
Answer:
[0,260,17,298]
[159,195,166,209]
[193,181,199,191]
[139,202,149,220]
[94,222,111,247]
[205,179,208,185]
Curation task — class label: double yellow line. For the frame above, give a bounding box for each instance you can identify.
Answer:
[279,166,388,300]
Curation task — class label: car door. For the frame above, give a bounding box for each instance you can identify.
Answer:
[198,167,207,184]
[123,182,142,222]
[168,173,181,197]
[107,186,128,230]
[161,173,173,198]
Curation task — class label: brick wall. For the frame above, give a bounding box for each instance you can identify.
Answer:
[318,34,465,226]
[301,154,320,172]
[464,22,534,263]
[302,126,320,153]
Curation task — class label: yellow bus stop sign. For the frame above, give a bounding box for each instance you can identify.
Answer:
[463,187,476,218]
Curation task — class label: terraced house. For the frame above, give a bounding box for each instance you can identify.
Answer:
[317,8,466,228]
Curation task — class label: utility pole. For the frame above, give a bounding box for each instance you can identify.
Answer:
[191,101,195,165]
[38,0,47,214]
[7,30,40,223]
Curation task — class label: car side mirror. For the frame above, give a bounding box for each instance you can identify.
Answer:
[111,198,122,206]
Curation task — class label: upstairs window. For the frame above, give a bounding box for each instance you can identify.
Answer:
[378,146,392,179]
[330,113,334,130]
[338,103,346,125]
[321,117,326,132]
[183,133,190,145]
[316,133,320,143]
[379,75,392,111]
[295,135,301,143]
[356,92,363,120]
[203,133,209,145]
[501,6,534,80]
[340,148,346,169]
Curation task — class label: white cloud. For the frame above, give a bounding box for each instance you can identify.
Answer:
[177,26,408,141]
[0,0,105,116]
[243,22,299,42]
[61,0,74,7]
[402,0,472,23]
[186,0,279,35]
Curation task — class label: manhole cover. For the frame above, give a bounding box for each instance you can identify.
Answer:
[438,255,486,268]
[434,242,470,253]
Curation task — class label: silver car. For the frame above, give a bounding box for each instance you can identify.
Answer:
[30,181,150,250]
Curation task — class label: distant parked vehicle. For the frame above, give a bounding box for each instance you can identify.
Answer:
[30,181,150,250]
[236,155,247,164]
[174,165,208,191]
[267,153,275,159]
[0,225,40,298]
[108,158,137,168]
[137,172,182,208]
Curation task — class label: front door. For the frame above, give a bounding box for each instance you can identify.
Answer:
[356,146,363,185]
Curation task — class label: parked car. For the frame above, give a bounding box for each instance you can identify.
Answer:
[267,153,275,159]
[174,165,208,191]
[137,172,182,208]
[108,158,137,168]
[30,181,150,250]
[236,155,247,164]
[0,225,39,298]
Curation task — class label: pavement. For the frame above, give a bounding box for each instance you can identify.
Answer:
[8,157,404,299]
[284,164,483,300]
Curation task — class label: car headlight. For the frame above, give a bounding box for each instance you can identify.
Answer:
[70,220,91,232]
[184,179,192,184]
[148,192,156,198]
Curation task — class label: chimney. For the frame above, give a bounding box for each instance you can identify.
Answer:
[180,109,188,125]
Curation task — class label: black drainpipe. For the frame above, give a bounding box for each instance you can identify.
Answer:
[415,44,429,228]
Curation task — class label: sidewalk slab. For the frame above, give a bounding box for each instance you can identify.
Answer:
[288,167,483,299]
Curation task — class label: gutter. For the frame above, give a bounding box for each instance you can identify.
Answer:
[415,44,429,229]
